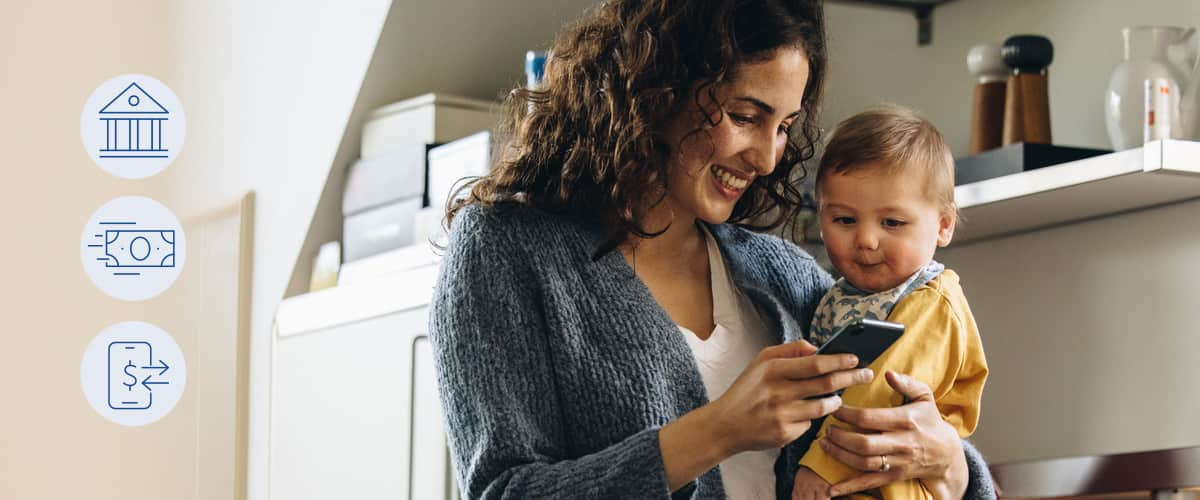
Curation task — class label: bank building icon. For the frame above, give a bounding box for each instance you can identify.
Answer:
[97,82,170,159]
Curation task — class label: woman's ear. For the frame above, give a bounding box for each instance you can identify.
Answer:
[936,210,956,247]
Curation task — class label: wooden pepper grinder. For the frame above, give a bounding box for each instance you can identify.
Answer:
[1001,35,1054,145]
[967,44,1008,154]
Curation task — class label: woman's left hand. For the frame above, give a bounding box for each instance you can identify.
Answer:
[815,371,968,500]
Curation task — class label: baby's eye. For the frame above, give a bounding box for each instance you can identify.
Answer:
[832,216,856,225]
[882,218,907,228]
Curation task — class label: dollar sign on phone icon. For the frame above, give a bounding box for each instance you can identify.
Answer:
[108,341,152,410]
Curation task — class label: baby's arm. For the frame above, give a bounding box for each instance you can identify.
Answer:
[884,278,987,437]
[792,466,831,500]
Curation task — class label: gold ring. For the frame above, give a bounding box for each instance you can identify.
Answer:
[880,455,891,472]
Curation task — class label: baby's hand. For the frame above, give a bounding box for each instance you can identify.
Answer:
[792,466,831,500]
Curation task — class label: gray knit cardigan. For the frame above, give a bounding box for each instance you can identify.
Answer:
[430,204,995,499]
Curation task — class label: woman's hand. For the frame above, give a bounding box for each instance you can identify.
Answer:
[711,340,874,454]
[659,340,873,491]
[816,371,968,500]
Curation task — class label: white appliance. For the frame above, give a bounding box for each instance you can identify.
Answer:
[269,243,457,500]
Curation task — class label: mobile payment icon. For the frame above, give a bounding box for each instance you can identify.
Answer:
[82,321,187,426]
[107,341,171,410]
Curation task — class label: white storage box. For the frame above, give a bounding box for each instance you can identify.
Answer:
[427,131,492,213]
[361,93,499,159]
[343,197,423,262]
[343,143,430,215]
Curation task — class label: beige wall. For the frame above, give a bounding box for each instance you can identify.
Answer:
[823,0,1200,463]
[0,0,392,498]
[0,1,192,498]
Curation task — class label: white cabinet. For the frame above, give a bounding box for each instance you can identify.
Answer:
[269,251,456,500]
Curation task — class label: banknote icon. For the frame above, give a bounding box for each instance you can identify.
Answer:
[103,229,176,268]
[82,197,187,300]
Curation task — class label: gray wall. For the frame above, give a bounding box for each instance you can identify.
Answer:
[825,0,1200,157]
[823,0,1200,463]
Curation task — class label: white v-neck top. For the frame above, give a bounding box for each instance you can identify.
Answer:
[677,226,778,500]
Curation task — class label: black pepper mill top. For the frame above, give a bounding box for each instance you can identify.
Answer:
[1002,35,1054,74]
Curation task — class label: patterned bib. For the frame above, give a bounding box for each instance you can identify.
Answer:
[809,261,945,346]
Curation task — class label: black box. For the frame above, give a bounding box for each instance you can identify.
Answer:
[954,143,1111,186]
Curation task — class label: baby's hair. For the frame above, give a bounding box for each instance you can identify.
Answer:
[816,104,956,217]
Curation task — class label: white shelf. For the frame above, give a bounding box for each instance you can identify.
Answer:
[953,140,1200,244]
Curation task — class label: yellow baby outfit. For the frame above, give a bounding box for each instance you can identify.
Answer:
[800,264,988,500]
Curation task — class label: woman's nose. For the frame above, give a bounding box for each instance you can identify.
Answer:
[741,129,781,176]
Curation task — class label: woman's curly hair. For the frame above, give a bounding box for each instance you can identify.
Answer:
[447,0,827,257]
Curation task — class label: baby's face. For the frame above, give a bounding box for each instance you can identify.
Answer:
[818,164,955,293]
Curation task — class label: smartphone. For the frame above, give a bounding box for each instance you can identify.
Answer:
[807,319,904,399]
[816,318,905,368]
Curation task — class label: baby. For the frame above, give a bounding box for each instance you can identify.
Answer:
[792,105,989,500]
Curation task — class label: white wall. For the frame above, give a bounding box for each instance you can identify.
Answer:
[824,0,1200,463]
[163,1,391,498]
[165,1,599,498]
[285,0,599,298]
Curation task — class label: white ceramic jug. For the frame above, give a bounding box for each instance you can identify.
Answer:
[1105,26,1196,150]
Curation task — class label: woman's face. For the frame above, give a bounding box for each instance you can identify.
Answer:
[660,48,810,226]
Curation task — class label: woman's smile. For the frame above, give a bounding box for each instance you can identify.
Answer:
[710,164,752,201]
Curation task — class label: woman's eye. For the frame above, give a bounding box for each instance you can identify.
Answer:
[778,121,794,135]
[727,112,754,125]
[833,216,855,225]
[883,219,906,228]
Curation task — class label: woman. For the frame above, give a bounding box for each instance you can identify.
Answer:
[430,0,995,498]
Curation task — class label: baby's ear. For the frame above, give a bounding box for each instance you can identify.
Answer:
[936,210,956,247]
